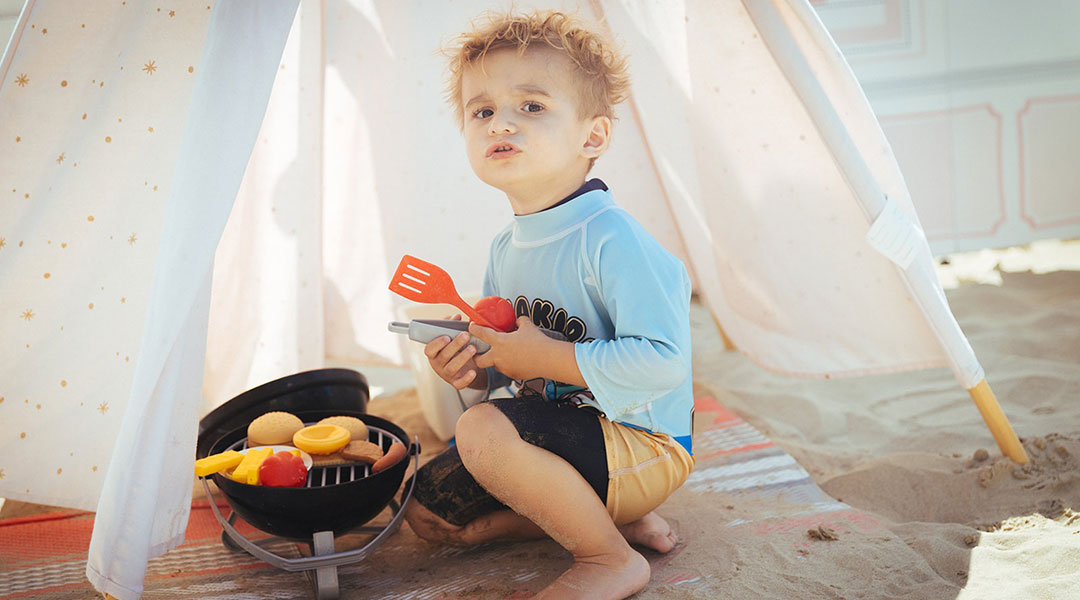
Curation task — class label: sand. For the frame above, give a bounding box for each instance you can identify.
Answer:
[682,269,1080,599]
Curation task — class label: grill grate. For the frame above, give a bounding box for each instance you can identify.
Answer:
[225,424,403,488]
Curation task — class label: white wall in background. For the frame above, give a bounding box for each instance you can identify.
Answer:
[815,0,1080,253]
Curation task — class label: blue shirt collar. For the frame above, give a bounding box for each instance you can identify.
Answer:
[512,179,613,245]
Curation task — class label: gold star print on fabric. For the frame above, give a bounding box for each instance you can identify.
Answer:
[56,152,65,164]
[0,469,5,479]
[142,60,158,75]
[127,233,137,245]
[169,10,176,17]
[15,74,28,86]
[21,309,35,321]
[97,402,109,415]
[0,237,6,249]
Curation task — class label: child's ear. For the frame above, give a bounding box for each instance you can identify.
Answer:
[581,116,612,159]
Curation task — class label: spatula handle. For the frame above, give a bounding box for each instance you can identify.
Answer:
[388,320,491,354]
[449,299,496,330]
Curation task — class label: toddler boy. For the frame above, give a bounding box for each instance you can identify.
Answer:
[403,10,695,600]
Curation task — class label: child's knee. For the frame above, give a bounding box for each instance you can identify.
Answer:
[454,402,518,463]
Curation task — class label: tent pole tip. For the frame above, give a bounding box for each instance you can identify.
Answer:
[968,379,1029,464]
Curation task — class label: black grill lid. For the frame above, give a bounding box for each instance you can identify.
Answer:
[197,368,369,459]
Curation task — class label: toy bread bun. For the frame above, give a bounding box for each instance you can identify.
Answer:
[318,415,368,442]
[248,411,304,446]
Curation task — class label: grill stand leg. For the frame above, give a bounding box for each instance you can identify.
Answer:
[312,531,340,600]
[221,512,243,553]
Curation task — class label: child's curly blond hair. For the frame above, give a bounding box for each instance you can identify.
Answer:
[445,10,630,129]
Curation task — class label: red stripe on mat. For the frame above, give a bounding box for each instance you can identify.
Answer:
[693,396,742,425]
[0,510,90,527]
[0,500,263,566]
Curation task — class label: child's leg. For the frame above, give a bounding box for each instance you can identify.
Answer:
[455,402,649,600]
[406,396,611,546]
[407,495,677,552]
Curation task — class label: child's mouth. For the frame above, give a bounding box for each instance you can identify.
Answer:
[486,143,521,159]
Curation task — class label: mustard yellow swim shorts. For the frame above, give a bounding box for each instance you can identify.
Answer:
[599,418,696,524]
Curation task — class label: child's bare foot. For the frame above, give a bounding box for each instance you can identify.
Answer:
[534,549,650,600]
[618,511,678,553]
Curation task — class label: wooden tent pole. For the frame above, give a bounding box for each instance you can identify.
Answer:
[969,380,1029,464]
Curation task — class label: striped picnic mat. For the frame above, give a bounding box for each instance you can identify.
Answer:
[0,397,884,599]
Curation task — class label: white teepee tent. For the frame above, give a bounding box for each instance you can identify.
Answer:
[0,0,1027,597]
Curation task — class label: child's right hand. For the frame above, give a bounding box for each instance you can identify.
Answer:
[424,315,486,390]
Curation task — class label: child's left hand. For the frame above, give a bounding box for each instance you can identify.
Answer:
[469,316,585,386]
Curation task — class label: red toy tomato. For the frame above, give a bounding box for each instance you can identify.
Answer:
[258,451,308,487]
[474,296,517,332]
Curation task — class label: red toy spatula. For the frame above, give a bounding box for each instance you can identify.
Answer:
[388,255,499,330]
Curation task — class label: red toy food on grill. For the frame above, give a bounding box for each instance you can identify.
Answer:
[372,442,407,473]
[259,451,308,487]
[474,296,516,332]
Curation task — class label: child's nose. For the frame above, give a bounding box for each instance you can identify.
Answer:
[488,114,517,135]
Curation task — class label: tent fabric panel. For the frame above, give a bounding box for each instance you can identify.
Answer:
[0,0,212,510]
[746,0,984,386]
[81,2,300,598]
[600,0,954,378]
[203,1,326,412]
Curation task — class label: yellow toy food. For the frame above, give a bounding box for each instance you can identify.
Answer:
[194,450,244,477]
[292,424,351,455]
[232,447,274,483]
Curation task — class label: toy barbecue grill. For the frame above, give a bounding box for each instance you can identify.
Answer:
[196,369,420,600]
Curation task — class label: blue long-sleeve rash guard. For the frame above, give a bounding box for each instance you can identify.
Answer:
[482,183,694,453]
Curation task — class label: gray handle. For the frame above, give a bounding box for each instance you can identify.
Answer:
[388,319,491,355]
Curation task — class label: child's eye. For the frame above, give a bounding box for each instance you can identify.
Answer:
[522,102,544,113]
[473,107,494,119]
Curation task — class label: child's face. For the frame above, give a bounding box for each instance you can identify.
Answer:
[460,45,605,204]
